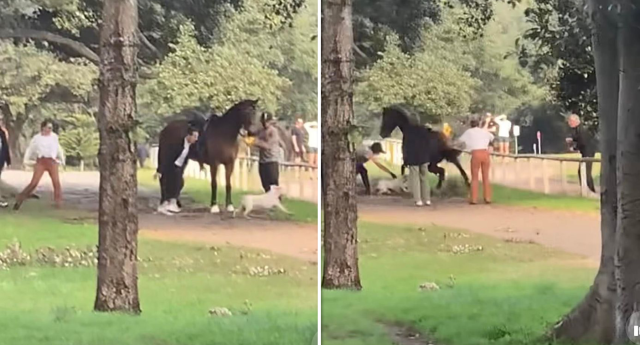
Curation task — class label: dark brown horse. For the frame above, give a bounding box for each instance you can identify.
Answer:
[158,99,260,213]
[380,105,470,188]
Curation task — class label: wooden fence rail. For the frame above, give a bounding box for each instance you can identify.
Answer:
[378,138,600,199]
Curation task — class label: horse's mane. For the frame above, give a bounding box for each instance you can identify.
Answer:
[221,99,258,120]
[383,105,423,127]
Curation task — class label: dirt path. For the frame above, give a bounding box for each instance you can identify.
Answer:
[359,196,601,263]
[1,170,318,262]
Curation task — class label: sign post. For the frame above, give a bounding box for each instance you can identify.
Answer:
[513,125,520,155]
[536,131,542,154]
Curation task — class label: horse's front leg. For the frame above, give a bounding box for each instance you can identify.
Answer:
[224,162,235,212]
[210,164,220,214]
[428,163,445,189]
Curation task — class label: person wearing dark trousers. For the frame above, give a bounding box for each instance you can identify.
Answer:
[254,112,283,192]
[355,142,396,195]
[567,114,596,193]
[0,117,11,208]
[155,126,199,215]
[137,143,149,168]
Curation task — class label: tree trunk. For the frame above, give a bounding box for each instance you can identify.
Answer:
[614,10,640,344]
[94,0,141,313]
[550,1,618,343]
[321,0,361,290]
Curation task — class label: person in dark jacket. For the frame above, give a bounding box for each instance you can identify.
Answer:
[567,114,596,193]
[137,143,149,168]
[402,125,434,206]
[155,126,199,215]
[0,117,10,208]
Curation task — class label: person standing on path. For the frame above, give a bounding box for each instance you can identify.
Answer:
[291,118,307,163]
[457,119,494,204]
[402,125,433,207]
[566,114,596,193]
[155,126,199,215]
[304,120,318,168]
[254,112,284,192]
[0,116,11,208]
[137,142,149,168]
[494,114,512,154]
[14,119,65,210]
[355,142,397,195]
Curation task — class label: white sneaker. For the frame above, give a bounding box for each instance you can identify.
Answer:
[415,201,424,207]
[157,202,173,216]
[425,200,431,206]
[167,199,181,213]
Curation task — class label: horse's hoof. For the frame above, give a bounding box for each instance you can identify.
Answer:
[226,205,235,212]
[210,205,220,214]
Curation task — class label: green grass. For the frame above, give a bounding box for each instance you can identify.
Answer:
[364,161,599,213]
[322,221,595,345]
[138,169,318,223]
[0,213,317,345]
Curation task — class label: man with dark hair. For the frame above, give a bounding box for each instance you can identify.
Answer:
[155,126,199,215]
[0,116,10,208]
[254,112,285,192]
[291,118,307,163]
[355,142,397,195]
[567,114,596,193]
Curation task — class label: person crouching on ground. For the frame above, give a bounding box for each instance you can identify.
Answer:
[456,119,494,205]
[355,142,397,195]
[14,119,65,210]
[155,126,199,215]
[254,112,284,192]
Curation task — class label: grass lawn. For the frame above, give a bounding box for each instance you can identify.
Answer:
[0,213,317,345]
[322,221,595,345]
[364,161,599,213]
[138,169,318,223]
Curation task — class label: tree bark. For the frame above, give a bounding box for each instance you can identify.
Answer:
[94,0,141,313]
[550,1,618,343]
[321,0,361,290]
[614,9,640,343]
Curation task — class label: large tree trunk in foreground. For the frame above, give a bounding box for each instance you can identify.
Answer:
[321,0,361,290]
[614,11,640,344]
[550,2,618,343]
[94,0,141,313]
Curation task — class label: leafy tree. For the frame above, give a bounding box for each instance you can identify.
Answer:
[58,112,99,170]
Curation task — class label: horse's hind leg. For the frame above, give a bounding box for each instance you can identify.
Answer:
[428,163,445,189]
[224,162,235,212]
[210,164,220,214]
[450,157,471,187]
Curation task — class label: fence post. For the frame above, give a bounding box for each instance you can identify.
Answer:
[528,158,535,189]
[560,161,567,194]
[542,159,550,194]
[579,161,588,197]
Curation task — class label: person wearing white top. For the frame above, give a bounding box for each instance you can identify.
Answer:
[494,114,512,154]
[14,119,66,210]
[457,119,494,204]
[304,120,318,167]
[155,126,199,215]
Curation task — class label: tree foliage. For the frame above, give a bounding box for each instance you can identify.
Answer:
[58,112,99,162]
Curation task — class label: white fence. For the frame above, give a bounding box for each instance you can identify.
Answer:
[378,138,600,198]
[149,147,318,203]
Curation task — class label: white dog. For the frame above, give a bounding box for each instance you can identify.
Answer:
[375,175,409,195]
[238,185,291,218]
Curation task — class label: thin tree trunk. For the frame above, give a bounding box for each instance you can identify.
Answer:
[614,9,640,343]
[321,0,361,290]
[550,1,618,343]
[94,0,141,313]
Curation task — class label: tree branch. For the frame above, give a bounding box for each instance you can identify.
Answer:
[0,28,100,64]
[137,29,161,59]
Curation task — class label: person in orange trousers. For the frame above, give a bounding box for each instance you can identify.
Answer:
[456,118,495,204]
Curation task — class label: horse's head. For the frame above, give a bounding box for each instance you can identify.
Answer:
[224,99,261,135]
[381,106,412,138]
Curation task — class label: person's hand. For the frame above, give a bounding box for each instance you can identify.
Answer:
[390,173,397,179]
[153,172,161,180]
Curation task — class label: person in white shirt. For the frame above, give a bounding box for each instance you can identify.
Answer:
[14,119,65,210]
[155,126,199,215]
[494,114,512,154]
[457,119,494,204]
[304,120,318,167]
